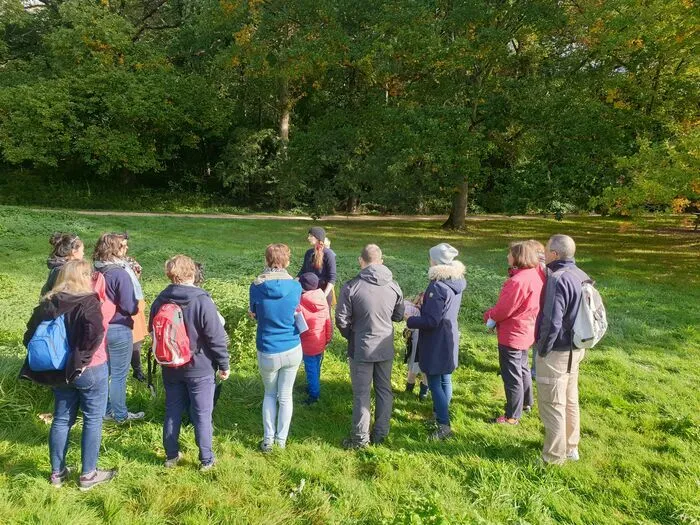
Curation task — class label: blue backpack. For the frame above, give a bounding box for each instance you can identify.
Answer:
[27,314,71,372]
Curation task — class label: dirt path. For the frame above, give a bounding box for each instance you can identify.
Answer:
[30,208,538,222]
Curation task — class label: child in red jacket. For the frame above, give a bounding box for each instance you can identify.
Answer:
[299,273,333,405]
[484,241,545,424]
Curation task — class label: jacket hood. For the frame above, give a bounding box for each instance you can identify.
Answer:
[428,261,466,282]
[358,264,394,286]
[159,284,209,305]
[253,273,299,299]
[546,258,576,272]
[47,257,67,270]
[41,292,97,317]
[301,289,327,312]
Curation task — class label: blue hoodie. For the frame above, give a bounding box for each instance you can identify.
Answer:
[249,272,302,354]
[149,284,230,379]
[407,261,467,375]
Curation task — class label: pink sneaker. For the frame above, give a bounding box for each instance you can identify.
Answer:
[492,415,519,425]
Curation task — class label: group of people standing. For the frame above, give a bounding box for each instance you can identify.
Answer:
[21,225,592,491]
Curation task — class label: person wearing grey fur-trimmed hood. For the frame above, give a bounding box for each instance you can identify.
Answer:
[405,243,466,441]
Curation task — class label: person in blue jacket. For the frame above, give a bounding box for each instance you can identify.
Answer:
[406,243,466,441]
[150,255,230,471]
[250,243,303,452]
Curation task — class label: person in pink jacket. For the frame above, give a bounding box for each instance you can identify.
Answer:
[484,241,545,425]
[298,273,333,405]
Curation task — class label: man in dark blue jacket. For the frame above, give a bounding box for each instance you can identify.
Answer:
[149,255,230,471]
[535,234,589,464]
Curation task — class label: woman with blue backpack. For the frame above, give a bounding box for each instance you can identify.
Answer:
[21,260,117,490]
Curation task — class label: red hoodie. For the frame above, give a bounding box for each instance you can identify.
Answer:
[299,289,332,356]
[484,267,545,350]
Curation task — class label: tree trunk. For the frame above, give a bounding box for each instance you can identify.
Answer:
[442,178,468,230]
[279,78,290,158]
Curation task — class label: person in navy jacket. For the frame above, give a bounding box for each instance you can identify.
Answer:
[298,227,337,308]
[406,243,466,441]
[150,255,230,470]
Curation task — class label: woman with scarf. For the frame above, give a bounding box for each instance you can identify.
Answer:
[297,227,337,308]
[250,244,302,452]
[93,233,144,423]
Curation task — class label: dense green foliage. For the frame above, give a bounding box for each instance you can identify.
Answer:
[0,0,698,222]
[1,206,699,523]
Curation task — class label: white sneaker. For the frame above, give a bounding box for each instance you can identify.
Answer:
[125,411,145,421]
[567,448,580,461]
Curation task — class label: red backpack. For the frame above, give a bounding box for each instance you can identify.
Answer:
[151,303,192,367]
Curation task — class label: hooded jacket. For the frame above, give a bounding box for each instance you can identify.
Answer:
[407,262,466,375]
[149,284,230,378]
[249,271,302,353]
[20,292,105,386]
[299,289,332,356]
[335,264,404,362]
[40,257,67,297]
[484,266,545,350]
[535,258,590,355]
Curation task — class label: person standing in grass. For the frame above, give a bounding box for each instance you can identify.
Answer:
[298,272,333,405]
[336,244,404,449]
[535,234,590,464]
[405,243,466,441]
[21,260,117,490]
[484,241,544,425]
[298,227,337,308]
[150,255,230,471]
[249,244,303,452]
[93,233,143,423]
[40,233,85,296]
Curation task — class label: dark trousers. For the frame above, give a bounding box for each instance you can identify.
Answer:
[498,344,533,420]
[163,374,216,465]
[349,358,393,443]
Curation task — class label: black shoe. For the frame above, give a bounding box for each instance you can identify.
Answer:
[370,435,386,446]
[303,397,319,406]
[405,382,416,393]
[133,370,146,383]
[418,383,429,401]
[428,424,453,441]
[341,437,369,450]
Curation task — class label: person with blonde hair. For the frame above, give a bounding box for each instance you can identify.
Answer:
[149,255,230,471]
[21,260,117,490]
[249,244,303,452]
[93,233,143,423]
[484,241,545,425]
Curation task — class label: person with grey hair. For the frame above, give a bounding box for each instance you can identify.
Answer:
[335,244,404,449]
[535,234,591,464]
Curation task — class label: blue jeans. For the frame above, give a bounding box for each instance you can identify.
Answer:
[427,374,453,426]
[106,324,133,421]
[163,374,216,465]
[50,363,109,475]
[303,354,324,400]
[257,345,302,445]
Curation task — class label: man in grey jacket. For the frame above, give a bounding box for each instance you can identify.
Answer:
[336,244,404,449]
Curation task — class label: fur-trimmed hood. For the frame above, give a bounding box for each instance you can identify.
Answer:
[428,260,466,282]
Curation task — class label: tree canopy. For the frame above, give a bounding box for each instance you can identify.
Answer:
[0,0,697,226]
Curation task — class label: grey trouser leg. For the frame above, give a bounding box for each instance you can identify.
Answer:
[372,359,393,440]
[350,358,372,443]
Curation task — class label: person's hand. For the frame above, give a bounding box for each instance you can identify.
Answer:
[248,311,256,320]
[403,312,411,321]
[218,369,230,381]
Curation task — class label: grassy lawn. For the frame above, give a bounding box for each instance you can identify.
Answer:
[0,206,698,524]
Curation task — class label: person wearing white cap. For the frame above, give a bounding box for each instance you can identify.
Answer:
[405,243,466,441]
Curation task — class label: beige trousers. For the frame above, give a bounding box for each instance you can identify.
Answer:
[535,349,586,464]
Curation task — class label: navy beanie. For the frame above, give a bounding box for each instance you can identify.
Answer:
[299,272,320,291]
[309,227,326,242]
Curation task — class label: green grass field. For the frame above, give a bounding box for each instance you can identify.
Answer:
[0,206,698,524]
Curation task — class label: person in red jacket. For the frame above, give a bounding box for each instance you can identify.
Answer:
[484,241,545,425]
[298,273,332,405]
